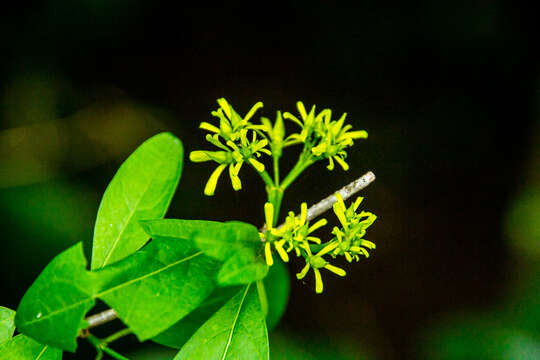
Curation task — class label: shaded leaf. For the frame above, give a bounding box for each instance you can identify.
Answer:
[140,219,222,240]
[0,307,16,345]
[264,260,290,331]
[91,132,183,269]
[15,243,98,351]
[16,238,219,350]
[151,286,241,349]
[0,334,62,360]
[175,283,269,360]
[193,221,261,261]
[96,236,219,340]
[217,249,268,286]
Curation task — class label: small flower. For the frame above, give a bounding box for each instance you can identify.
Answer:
[330,193,377,262]
[259,111,285,157]
[282,101,319,146]
[281,203,327,257]
[199,98,263,142]
[311,111,368,171]
[283,101,368,171]
[260,202,290,266]
[190,99,271,196]
[296,242,346,294]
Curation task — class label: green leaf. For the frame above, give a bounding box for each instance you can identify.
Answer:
[96,236,219,340]
[16,238,219,351]
[91,132,184,270]
[193,221,261,261]
[217,249,268,286]
[264,260,290,331]
[153,261,288,349]
[0,307,16,345]
[140,219,221,239]
[0,335,62,360]
[175,283,269,360]
[152,286,241,349]
[15,243,98,351]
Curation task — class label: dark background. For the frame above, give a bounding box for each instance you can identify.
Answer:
[1,2,538,359]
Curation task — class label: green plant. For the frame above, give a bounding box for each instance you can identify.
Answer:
[0,99,377,359]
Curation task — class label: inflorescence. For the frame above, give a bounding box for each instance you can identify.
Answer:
[190,98,377,293]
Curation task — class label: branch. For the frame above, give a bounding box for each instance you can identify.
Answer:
[262,171,376,232]
[304,171,376,224]
[82,171,376,330]
[85,309,117,329]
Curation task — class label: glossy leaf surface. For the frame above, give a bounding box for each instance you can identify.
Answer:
[0,307,15,345]
[175,283,269,360]
[16,238,219,350]
[0,334,62,360]
[92,132,183,269]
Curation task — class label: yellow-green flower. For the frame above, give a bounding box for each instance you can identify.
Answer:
[260,202,290,266]
[296,242,346,294]
[330,193,377,262]
[199,98,263,142]
[190,129,270,196]
[281,203,327,257]
[259,110,285,156]
[311,110,368,171]
[283,101,368,171]
[282,101,331,146]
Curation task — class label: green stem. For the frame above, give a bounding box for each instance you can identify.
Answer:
[101,345,130,360]
[266,185,284,226]
[87,334,130,360]
[280,154,314,191]
[256,169,274,188]
[273,155,280,186]
[103,328,132,344]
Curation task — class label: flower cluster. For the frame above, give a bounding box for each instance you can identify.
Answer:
[330,193,377,262]
[189,98,270,195]
[284,101,368,171]
[261,193,376,294]
[191,98,377,294]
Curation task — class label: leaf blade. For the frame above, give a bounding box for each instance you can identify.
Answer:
[15,243,97,351]
[96,236,220,340]
[16,238,220,350]
[0,307,16,345]
[0,335,62,360]
[175,283,269,360]
[91,132,184,269]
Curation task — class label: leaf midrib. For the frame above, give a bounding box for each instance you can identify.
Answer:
[21,251,202,326]
[221,283,251,360]
[97,149,168,269]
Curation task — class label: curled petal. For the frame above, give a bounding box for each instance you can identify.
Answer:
[274,241,290,263]
[324,264,346,277]
[296,263,310,280]
[297,101,308,120]
[326,156,335,171]
[244,101,264,122]
[264,242,274,266]
[317,242,339,256]
[199,122,220,134]
[264,203,274,230]
[248,158,265,172]
[300,203,308,226]
[308,218,327,233]
[229,164,242,191]
[189,150,212,162]
[217,98,232,119]
[334,155,349,171]
[314,269,324,294]
[204,164,227,196]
